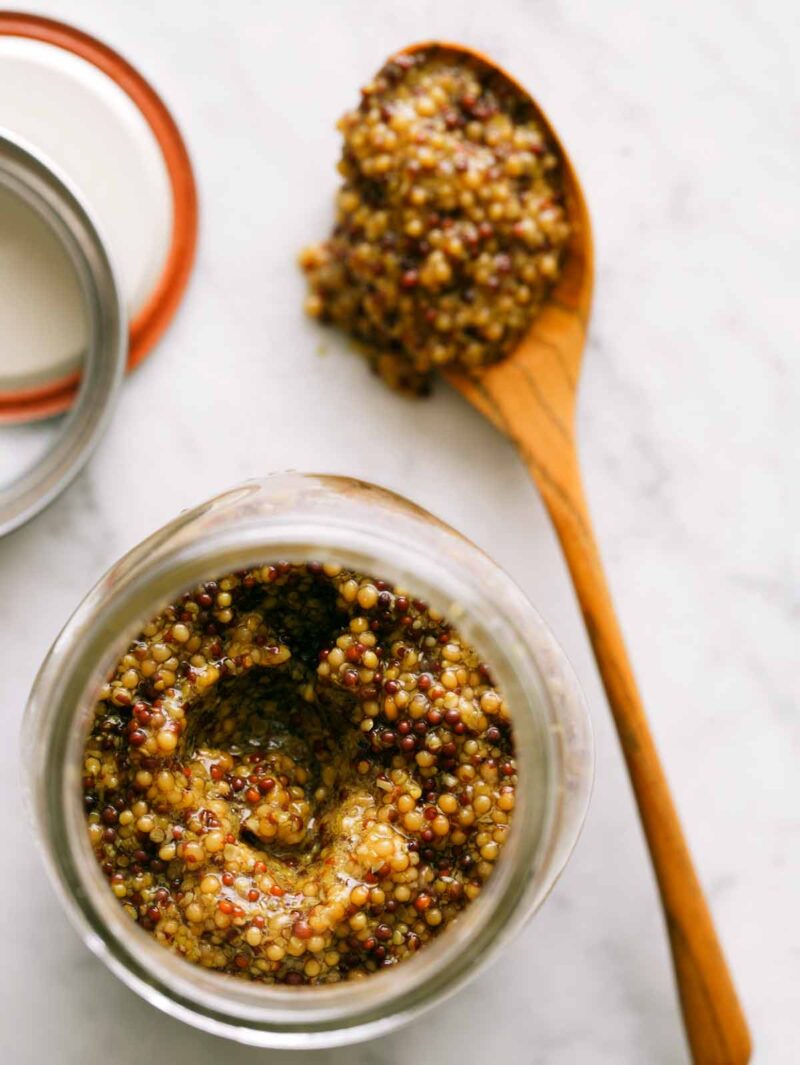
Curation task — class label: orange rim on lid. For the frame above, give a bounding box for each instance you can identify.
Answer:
[0,13,197,423]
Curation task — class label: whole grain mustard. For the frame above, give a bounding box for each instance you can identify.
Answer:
[83,562,516,984]
[301,46,570,392]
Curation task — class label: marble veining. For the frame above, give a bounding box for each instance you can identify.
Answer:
[1,1,797,1062]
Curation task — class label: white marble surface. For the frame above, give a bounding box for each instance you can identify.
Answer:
[2,1,797,1061]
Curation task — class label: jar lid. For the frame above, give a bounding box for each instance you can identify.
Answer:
[0,130,125,535]
[0,13,197,422]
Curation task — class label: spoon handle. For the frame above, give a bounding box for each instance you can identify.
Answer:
[528,449,751,1065]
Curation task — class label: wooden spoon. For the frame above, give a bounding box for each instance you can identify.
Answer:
[402,41,751,1064]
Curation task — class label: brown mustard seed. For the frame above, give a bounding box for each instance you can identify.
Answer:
[83,562,517,985]
[300,46,570,393]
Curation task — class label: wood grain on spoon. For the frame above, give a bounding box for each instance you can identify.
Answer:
[400,40,752,1064]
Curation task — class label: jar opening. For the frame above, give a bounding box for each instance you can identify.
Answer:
[25,477,592,1047]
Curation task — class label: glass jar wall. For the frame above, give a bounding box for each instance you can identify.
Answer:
[23,473,593,1048]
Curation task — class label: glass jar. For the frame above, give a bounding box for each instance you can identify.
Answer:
[23,472,593,1049]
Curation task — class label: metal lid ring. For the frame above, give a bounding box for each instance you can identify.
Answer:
[0,129,126,537]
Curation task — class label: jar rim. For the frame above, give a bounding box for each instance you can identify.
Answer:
[24,476,593,1047]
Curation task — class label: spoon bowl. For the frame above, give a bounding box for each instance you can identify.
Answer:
[400,41,750,1065]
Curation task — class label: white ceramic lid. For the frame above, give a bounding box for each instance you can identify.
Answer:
[0,181,87,389]
[0,15,196,421]
[0,36,171,394]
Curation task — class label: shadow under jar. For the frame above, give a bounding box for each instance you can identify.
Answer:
[23,472,593,1049]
